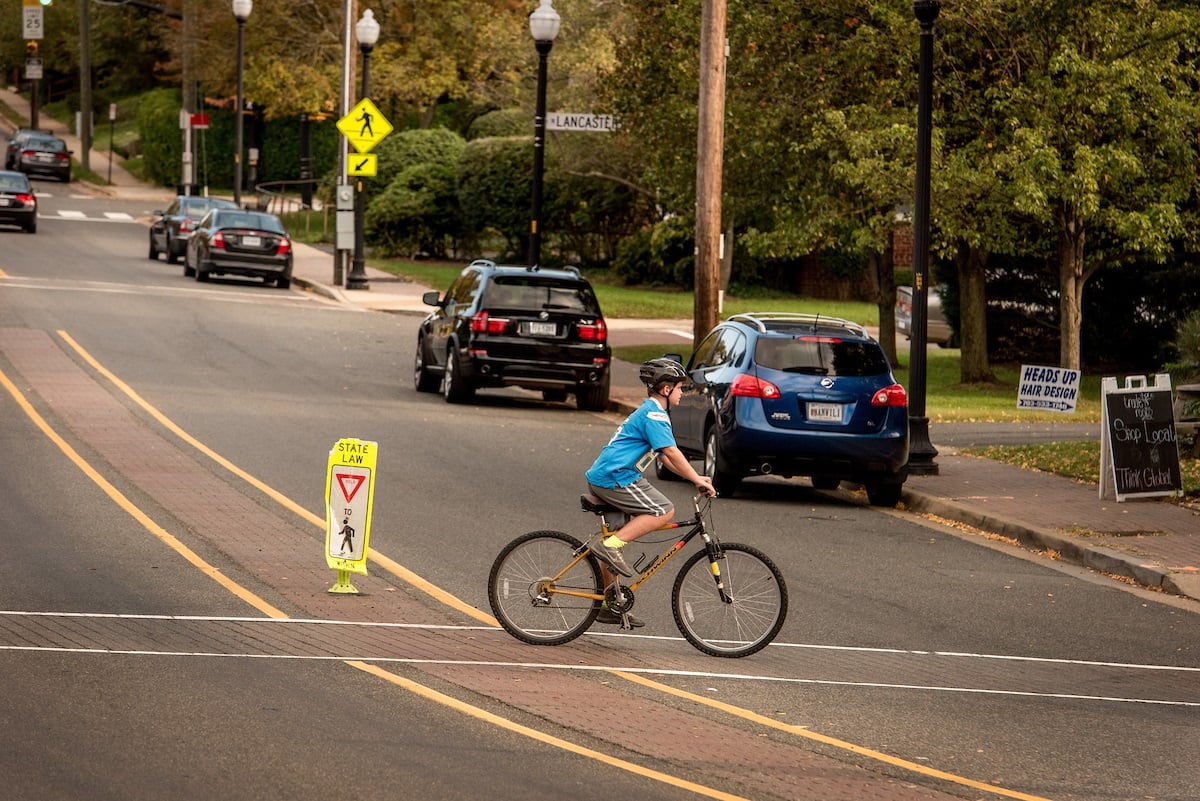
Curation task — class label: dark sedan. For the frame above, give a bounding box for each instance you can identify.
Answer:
[14,134,71,183]
[149,195,240,264]
[0,170,37,233]
[4,128,52,170]
[184,209,294,289]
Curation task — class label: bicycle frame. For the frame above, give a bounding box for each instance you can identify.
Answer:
[542,497,724,603]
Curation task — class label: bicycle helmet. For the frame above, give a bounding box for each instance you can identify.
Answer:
[639,357,688,388]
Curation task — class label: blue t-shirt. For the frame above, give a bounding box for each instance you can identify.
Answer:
[585,398,677,488]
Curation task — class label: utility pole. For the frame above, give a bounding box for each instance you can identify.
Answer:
[693,0,727,344]
[78,0,91,173]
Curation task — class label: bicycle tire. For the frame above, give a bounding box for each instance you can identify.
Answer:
[671,542,788,658]
[488,530,604,646]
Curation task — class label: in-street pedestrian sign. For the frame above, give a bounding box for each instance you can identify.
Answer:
[336,98,393,154]
[324,438,378,592]
[347,153,378,178]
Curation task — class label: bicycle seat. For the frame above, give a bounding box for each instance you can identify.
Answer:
[580,493,619,515]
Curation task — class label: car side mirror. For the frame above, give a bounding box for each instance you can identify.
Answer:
[663,353,684,364]
[422,290,442,308]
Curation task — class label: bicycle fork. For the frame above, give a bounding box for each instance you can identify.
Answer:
[702,535,733,604]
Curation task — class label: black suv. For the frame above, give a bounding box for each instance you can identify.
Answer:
[414,260,612,410]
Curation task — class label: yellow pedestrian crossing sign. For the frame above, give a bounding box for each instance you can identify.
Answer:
[347,153,378,178]
[324,438,378,593]
[337,98,392,154]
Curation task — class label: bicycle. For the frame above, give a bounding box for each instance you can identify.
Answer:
[487,494,788,658]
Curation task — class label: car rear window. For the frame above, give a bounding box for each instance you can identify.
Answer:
[485,279,601,315]
[0,175,29,192]
[27,137,66,152]
[755,337,890,377]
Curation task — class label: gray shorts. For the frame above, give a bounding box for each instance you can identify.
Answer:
[587,478,674,520]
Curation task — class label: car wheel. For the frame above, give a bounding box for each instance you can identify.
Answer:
[655,456,683,482]
[811,476,840,491]
[413,336,440,393]
[195,260,210,282]
[542,389,568,403]
[704,427,741,497]
[25,219,36,234]
[575,374,610,412]
[442,347,474,404]
[865,479,904,507]
[148,236,159,260]
[166,246,179,265]
[276,274,292,289]
[183,251,196,278]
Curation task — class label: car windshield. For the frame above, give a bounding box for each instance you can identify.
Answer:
[485,279,600,314]
[755,337,890,377]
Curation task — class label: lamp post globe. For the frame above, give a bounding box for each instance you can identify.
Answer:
[527,0,560,268]
[232,0,253,206]
[347,8,381,291]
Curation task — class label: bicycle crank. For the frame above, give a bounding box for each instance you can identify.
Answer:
[604,583,636,614]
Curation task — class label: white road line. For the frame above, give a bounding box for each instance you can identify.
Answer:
[1,643,1195,707]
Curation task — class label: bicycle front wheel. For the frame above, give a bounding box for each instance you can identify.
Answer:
[671,542,788,658]
[488,530,604,646]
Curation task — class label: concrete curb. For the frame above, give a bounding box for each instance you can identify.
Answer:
[903,490,1198,601]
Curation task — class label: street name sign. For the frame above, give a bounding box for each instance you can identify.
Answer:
[547,113,618,133]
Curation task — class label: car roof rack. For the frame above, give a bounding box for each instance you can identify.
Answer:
[728,312,869,339]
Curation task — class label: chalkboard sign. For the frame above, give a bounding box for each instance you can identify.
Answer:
[1099,375,1183,501]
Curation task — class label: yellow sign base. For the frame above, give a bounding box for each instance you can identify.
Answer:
[328,569,359,594]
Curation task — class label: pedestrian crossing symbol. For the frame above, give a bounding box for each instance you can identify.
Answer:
[336,98,393,154]
[324,438,378,587]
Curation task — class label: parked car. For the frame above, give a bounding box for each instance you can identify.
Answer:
[13,134,71,183]
[149,195,240,264]
[4,128,52,170]
[666,312,909,505]
[896,285,955,347]
[0,170,37,233]
[414,259,612,410]
[184,209,293,288]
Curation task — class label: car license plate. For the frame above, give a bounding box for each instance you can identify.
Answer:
[523,321,556,336]
[0,199,10,207]
[242,235,262,247]
[807,402,843,422]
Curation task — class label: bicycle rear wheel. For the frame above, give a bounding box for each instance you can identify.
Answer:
[671,542,788,657]
[488,530,604,646]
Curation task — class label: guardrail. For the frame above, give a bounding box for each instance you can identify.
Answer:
[252,179,321,214]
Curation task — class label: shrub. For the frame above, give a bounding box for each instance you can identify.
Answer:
[456,136,532,259]
[366,163,460,258]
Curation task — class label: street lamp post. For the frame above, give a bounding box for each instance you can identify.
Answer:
[527,0,561,267]
[232,0,252,207]
[907,0,940,475]
[347,8,380,291]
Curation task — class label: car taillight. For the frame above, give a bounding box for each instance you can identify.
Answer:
[180,218,194,234]
[798,336,843,343]
[730,373,781,399]
[16,193,34,206]
[470,311,509,335]
[871,383,908,407]
[576,319,607,342]
[276,236,292,256]
[212,231,226,250]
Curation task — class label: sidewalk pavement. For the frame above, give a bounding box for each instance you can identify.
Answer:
[7,88,1198,606]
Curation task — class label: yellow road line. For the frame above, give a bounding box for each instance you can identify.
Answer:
[0,364,286,620]
[57,330,495,626]
[54,329,1049,801]
[615,671,1053,801]
[3,344,740,801]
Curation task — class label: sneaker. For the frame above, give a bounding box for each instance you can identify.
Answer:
[587,535,634,577]
[596,608,644,628]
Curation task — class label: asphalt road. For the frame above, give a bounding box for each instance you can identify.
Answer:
[1,188,1197,801]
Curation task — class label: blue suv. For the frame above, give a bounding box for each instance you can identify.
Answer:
[667,312,909,505]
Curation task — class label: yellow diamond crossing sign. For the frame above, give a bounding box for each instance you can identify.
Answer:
[337,98,393,154]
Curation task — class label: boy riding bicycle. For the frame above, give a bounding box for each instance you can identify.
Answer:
[585,358,717,625]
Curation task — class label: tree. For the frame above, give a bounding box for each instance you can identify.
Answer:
[991,0,1200,371]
